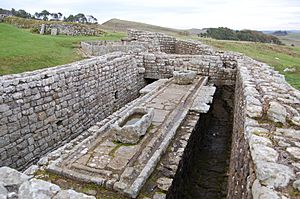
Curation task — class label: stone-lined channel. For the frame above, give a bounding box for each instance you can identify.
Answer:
[168,86,234,199]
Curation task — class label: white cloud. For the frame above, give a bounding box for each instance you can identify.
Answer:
[1,0,299,30]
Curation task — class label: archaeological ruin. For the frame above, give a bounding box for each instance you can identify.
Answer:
[0,29,300,199]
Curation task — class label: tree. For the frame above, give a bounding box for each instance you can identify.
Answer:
[64,13,88,23]
[86,15,98,24]
[58,12,62,20]
[11,8,16,16]
[204,27,283,45]
[74,13,87,23]
[64,14,75,22]
[40,10,50,21]
[10,8,31,18]
[50,13,59,21]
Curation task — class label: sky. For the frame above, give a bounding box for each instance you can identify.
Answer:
[1,0,300,30]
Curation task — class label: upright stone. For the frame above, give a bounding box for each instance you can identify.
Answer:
[51,28,58,36]
[40,24,46,35]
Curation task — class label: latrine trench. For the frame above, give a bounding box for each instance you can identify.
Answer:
[167,86,234,199]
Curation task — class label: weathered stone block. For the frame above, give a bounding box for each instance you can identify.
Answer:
[110,107,154,144]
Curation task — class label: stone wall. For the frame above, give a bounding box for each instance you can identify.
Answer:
[227,67,254,199]
[128,29,176,53]
[81,41,146,56]
[0,52,146,170]
[40,23,104,36]
[175,40,215,55]
[227,56,300,198]
[142,53,236,85]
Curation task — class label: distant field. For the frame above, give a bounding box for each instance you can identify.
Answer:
[102,18,187,36]
[277,33,300,47]
[199,38,300,89]
[0,24,125,75]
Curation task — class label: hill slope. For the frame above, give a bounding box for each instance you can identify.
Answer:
[277,32,300,47]
[0,23,124,75]
[102,18,187,36]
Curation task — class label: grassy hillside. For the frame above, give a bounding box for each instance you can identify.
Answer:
[102,18,188,36]
[277,33,300,47]
[0,23,125,75]
[200,38,300,89]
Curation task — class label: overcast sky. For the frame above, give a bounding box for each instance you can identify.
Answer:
[1,0,300,30]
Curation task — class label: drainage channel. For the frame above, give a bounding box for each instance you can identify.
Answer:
[167,86,234,199]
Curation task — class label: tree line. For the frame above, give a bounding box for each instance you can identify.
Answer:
[199,27,282,45]
[0,8,98,24]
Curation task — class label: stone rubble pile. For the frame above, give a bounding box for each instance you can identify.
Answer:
[0,167,95,199]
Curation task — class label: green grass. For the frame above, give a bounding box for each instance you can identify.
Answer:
[0,23,125,75]
[196,38,300,89]
[102,18,187,36]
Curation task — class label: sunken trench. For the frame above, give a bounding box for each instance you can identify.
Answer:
[167,85,235,199]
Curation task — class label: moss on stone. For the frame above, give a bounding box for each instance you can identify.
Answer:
[34,169,127,199]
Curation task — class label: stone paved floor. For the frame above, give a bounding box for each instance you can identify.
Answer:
[48,76,207,197]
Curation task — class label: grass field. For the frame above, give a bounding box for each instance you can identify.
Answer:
[102,18,186,36]
[199,38,300,89]
[277,33,300,47]
[0,23,125,75]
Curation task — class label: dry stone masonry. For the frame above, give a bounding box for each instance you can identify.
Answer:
[0,29,300,199]
[0,52,146,170]
[39,23,104,36]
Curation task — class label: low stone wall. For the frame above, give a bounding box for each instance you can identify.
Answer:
[0,52,146,170]
[81,41,146,56]
[175,40,215,55]
[142,53,236,85]
[40,23,104,36]
[128,29,176,53]
[227,56,300,198]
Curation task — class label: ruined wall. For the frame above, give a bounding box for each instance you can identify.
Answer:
[175,40,215,55]
[40,23,104,36]
[227,57,300,198]
[128,29,176,53]
[0,52,146,170]
[142,53,236,85]
[227,67,254,199]
[81,41,147,56]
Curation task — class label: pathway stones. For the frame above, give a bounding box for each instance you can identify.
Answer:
[157,177,173,191]
[44,76,207,198]
[53,189,95,199]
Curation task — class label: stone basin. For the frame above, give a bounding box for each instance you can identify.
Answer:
[110,107,154,144]
[173,70,196,85]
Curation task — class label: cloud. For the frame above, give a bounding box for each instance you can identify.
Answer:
[1,0,300,30]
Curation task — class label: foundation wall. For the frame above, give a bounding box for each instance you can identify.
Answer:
[0,52,146,170]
